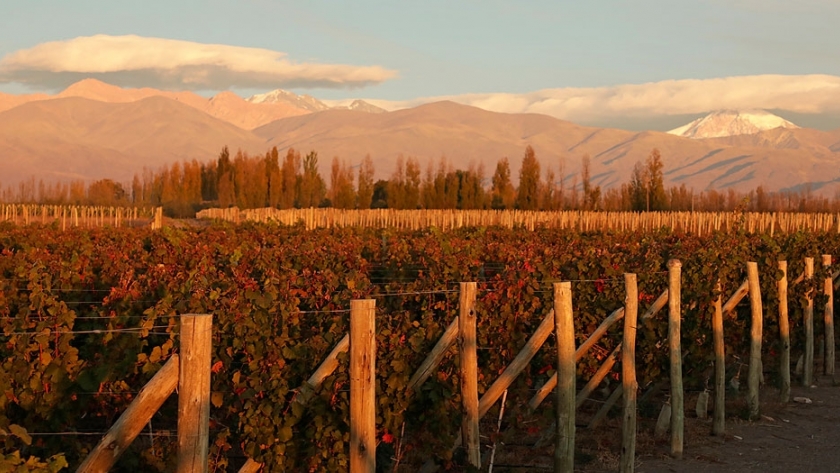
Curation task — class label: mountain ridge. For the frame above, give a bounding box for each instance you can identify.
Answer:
[0,96,265,182]
[0,80,839,196]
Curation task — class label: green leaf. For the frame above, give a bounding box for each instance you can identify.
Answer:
[278,425,293,442]
[9,424,32,445]
[149,346,162,363]
[211,391,224,408]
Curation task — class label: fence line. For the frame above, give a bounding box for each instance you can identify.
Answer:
[6,258,840,472]
[197,207,840,234]
[0,204,163,229]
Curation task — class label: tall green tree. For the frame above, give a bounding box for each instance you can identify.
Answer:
[515,145,541,210]
[217,146,236,207]
[280,148,300,209]
[405,157,422,209]
[490,158,515,209]
[630,162,647,211]
[357,154,375,209]
[540,167,556,210]
[265,147,281,207]
[329,156,356,209]
[629,148,667,211]
[646,148,667,210]
[88,179,128,206]
[297,151,326,207]
[458,162,486,209]
[581,155,601,210]
[200,161,217,202]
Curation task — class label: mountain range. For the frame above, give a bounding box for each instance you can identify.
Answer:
[1,79,839,195]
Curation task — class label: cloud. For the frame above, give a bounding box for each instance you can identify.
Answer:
[0,34,397,90]
[361,74,840,123]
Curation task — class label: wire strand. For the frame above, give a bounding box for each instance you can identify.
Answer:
[2,326,172,336]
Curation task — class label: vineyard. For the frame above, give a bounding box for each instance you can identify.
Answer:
[1,218,839,471]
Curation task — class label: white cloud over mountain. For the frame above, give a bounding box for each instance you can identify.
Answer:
[0,35,397,90]
[363,74,840,122]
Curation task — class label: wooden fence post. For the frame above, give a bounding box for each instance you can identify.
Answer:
[667,259,683,459]
[459,282,480,468]
[620,274,638,473]
[177,314,213,473]
[778,261,791,403]
[823,255,834,376]
[746,262,763,420]
[555,282,575,473]
[350,299,376,473]
[77,355,180,472]
[529,306,626,411]
[805,257,815,386]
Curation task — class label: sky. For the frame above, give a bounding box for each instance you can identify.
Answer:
[1,0,840,130]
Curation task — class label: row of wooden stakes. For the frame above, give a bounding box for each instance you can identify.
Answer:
[0,204,163,230]
[197,207,840,234]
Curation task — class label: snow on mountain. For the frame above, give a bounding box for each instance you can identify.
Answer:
[668,110,799,139]
[333,100,387,114]
[246,89,330,112]
[248,90,388,114]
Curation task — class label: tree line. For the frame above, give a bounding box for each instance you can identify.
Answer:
[2,145,840,216]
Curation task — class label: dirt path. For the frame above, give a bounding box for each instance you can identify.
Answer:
[635,378,840,472]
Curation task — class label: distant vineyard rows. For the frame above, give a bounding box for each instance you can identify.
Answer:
[0,221,836,471]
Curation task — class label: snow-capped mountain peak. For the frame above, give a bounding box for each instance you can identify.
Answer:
[246,89,330,112]
[667,110,799,139]
[333,99,387,114]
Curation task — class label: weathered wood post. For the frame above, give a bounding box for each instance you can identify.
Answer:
[778,261,791,403]
[712,281,725,435]
[620,273,638,473]
[177,314,213,473]
[804,257,815,386]
[746,262,763,420]
[350,299,376,473]
[823,255,834,376]
[667,259,684,459]
[77,355,180,472]
[459,282,480,468]
[555,282,576,473]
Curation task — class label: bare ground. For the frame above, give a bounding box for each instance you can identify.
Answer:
[473,375,840,473]
[632,377,840,473]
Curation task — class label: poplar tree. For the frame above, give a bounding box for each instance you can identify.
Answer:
[581,154,601,210]
[297,151,326,207]
[265,147,281,207]
[388,155,407,209]
[516,145,541,210]
[280,148,300,209]
[217,146,236,207]
[356,154,375,209]
[329,156,356,209]
[491,157,515,209]
[405,157,422,209]
[629,148,667,211]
